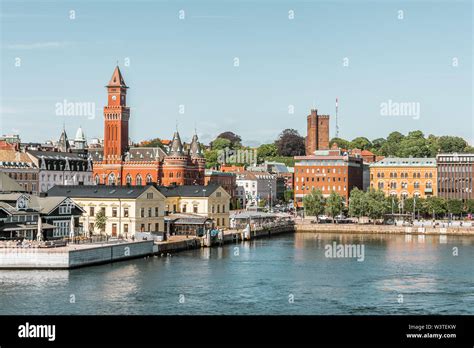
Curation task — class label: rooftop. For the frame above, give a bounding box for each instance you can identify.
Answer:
[370,157,436,167]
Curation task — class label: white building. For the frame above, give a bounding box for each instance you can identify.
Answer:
[235,171,276,208]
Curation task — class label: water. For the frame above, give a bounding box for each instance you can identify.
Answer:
[0,233,473,315]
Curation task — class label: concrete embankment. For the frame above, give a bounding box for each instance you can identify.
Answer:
[0,240,154,269]
[295,222,474,236]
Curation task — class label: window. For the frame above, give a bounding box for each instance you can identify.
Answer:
[378,182,384,189]
[212,205,215,213]
[126,174,132,184]
[124,224,129,233]
[101,207,106,215]
[217,205,220,213]
[112,207,117,217]
[146,174,152,183]
[222,204,225,213]
[59,204,72,215]
[414,182,420,189]
[193,205,198,213]
[147,193,153,199]
[140,208,145,217]
[148,223,151,232]
[124,208,129,217]
[182,204,187,213]
[136,175,142,186]
[216,192,221,197]
[155,207,159,216]
[155,223,159,231]
[147,207,151,217]
[90,207,95,216]
[140,224,145,232]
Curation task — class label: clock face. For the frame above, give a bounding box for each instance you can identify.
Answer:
[111,95,117,101]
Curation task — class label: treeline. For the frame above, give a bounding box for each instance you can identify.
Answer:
[303,188,474,221]
[330,131,474,158]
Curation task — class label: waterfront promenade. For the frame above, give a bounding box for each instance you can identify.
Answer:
[295,220,474,236]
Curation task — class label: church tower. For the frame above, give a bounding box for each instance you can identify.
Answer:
[103,66,129,164]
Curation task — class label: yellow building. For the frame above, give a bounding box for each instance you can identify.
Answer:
[47,185,166,238]
[369,157,437,198]
[158,184,231,227]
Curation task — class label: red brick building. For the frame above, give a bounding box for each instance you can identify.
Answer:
[92,66,205,186]
[305,109,330,155]
[294,149,363,207]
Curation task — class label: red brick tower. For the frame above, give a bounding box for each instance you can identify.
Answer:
[305,109,330,155]
[162,132,187,186]
[103,66,129,164]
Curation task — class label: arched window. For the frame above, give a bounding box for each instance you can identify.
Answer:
[108,173,116,185]
[169,172,174,178]
[136,174,142,186]
[126,174,132,185]
[94,175,100,184]
[146,174,152,183]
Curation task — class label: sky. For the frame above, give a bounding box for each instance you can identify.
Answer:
[0,0,472,147]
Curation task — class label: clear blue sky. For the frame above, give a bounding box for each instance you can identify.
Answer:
[1,0,472,147]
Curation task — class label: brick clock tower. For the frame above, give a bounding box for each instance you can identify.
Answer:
[103,66,129,163]
[305,108,329,155]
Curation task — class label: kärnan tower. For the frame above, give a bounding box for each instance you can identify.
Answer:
[92,66,205,186]
[305,108,330,155]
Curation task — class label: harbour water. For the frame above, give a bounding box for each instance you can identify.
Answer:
[0,233,473,315]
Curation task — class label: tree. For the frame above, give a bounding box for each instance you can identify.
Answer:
[302,189,325,219]
[283,189,294,203]
[397,130,431,157]
[204,149,219,168]
[350,137,372,150]
[325,191,344,221]
[381,131,405,156]
[365,190,388,223]
[215,131,242,148]
[348,188,366,221]
[329,137,350,150]
[424,197,446,219]
[94,210,107,235]
[437,136,468,153]
[464,199,474,214]
[258,198,267,208]
[446,199,463,216]
[211,138,232,150]
[139,138,165,149]
[275,129,305,156]
[257,143,278,161]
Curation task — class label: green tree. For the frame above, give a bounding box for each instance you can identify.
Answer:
[302,189,325,219]
[204,149,219,169]
[139,138,165,149]
[325,191,344,221]
[211,138,232,150]
[257,143,278,161]
[348,188,366,221]
[365,190,388,223]
[381,131,405,156]
[258,198,267,208]
[283,189,294,203]
[446,199,463,216]
[437,136,468,153]
[329,137,350,150]
[397,130,431,157]
[424,197,446,219]
[215,131,242,148]
[464,199,474,214]
[350,137,372,150]
[94,210,107,235]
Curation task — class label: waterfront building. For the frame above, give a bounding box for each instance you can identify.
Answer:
[91,66,205,186]
[0,192,84,240]
[369,157,437,198]
[47,185,166,238]
[157,184,231,228]
[235,171,277,208]
[165,213,213,236]
[436,153,474,200]
[204,170,237,199]
[0,150,39,194]
[294,148,364,207]
[306,108,330,155]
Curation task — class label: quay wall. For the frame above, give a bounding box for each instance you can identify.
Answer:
[0,241,154,269]
[295,223,474,236]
